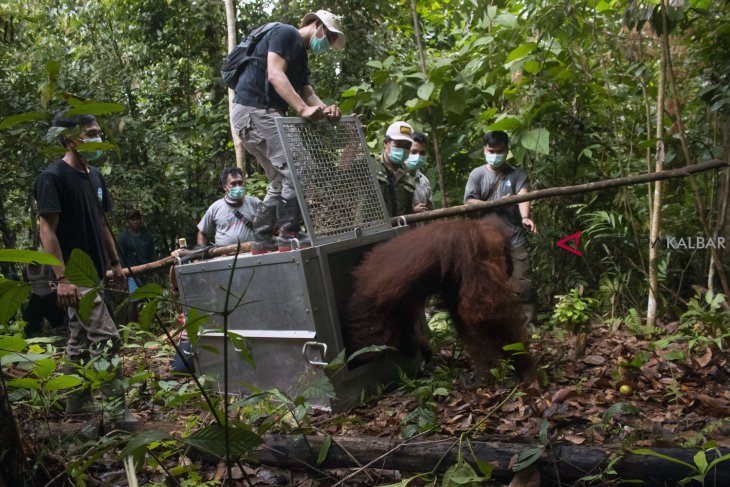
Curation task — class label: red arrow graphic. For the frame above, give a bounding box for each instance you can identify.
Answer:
[557,231,582,256]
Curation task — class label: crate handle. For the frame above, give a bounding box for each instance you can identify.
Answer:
[302,341,328,367]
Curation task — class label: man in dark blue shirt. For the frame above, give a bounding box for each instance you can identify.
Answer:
[231,10,346,253]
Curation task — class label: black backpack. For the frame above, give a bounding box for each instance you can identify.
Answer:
[221,22,281,90]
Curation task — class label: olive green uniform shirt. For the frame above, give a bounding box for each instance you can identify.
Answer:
[375,152,416,217]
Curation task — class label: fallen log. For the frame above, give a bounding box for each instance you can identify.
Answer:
[396,158,728,225]
[252,434,730,485]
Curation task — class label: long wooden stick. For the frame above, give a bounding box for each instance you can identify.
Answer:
[394,159,728,225]
[105,242,252,279]
[107,159,726,279]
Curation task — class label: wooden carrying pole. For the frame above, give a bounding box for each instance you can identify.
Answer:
[105,242,252,280]
[108,159,726,279]
[395,159,728,225]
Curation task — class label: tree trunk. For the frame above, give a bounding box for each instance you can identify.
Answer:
[410,0,447,208]
[250,434,730,486]
[647,0,668,329]
[224,0,246,171]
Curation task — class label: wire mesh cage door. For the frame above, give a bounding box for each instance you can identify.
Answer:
[276,116,390,246]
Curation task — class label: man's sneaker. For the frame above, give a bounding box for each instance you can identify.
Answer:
[277,231,312,252]
[251,240,278,255]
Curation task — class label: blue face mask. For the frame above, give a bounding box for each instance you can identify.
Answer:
[78,136,104,161]
[485,153,507,166]
[405,154,426,171]
[228,186,245,200]
[310,28,330,55]
[388,147,407,165]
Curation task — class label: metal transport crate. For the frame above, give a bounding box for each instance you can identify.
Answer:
[174,116,424,410]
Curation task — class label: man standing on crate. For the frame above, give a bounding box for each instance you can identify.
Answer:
[230,10,346,254]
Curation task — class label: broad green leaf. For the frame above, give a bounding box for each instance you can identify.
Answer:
[381,83,401,109]
[181,424,263,459]
[130,283,164,300]
[378,477,418,487]
[523,59,541,74]
[440,81,465,114]
[506,43,537,63]
[119,429,168,459]
[503,342,525,352]
[0,249,61,266]
[0,112,47,130]
[0,335,27,355]
[44,374,83,391]
[602,402,641,424]
[185,308,209,346]
[487,116,522,132]
[511,447,544,472]
[347,344,396,362]
[417,81,435,101]
[442,462,482,486]
[693,450,708,473]
[632,449,695,470]
[65,249,100,288]
[475,459,493,479]
[78,289,98,322]
[137,299,159,331]
[64,102,125,116]
[0,278,31,323]
[520,128,550,155]
[1,352,49,366]
[33,358,56,379]
[227,332,255,369]
[538,418,550,445]
[317,435,332,465]
[302,375,336,401]
[45,59,61,76]
[7,378,41,389]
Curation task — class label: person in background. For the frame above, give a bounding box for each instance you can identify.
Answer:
[407,132,433,213]
[34,112,126,415]
[197,167,261,247]
[464,130,538,329]
[375,121,416,217]
[118,208,156,321]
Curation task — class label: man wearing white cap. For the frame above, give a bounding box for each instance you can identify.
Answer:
[231,10,346,254]
[375,121,417,217]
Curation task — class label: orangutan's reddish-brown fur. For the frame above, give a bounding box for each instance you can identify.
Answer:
[343,217,536,384]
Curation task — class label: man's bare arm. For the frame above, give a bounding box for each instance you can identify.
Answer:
[267,52,323,121]
[39,214,65,279]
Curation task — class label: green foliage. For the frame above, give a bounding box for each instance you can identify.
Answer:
[180,423,263,460]
[633,444,730,486]
[550,288,598,332]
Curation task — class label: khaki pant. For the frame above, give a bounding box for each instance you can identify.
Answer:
[66,287,119,362]
[510,245,537,327]
[232,104,297,205]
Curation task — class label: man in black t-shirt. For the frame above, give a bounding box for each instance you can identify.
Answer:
[231,10,346,254]
[34,113,126,413]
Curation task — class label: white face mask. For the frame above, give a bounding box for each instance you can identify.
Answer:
[485,153,507,166]
[78,136,104,161]
[405,154,426,171]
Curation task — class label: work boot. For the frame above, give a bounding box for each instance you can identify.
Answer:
[62,363,94,414]
[276,199,312,251]
[251,203,278,255]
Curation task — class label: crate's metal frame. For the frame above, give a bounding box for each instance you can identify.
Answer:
[175,116,422,411]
